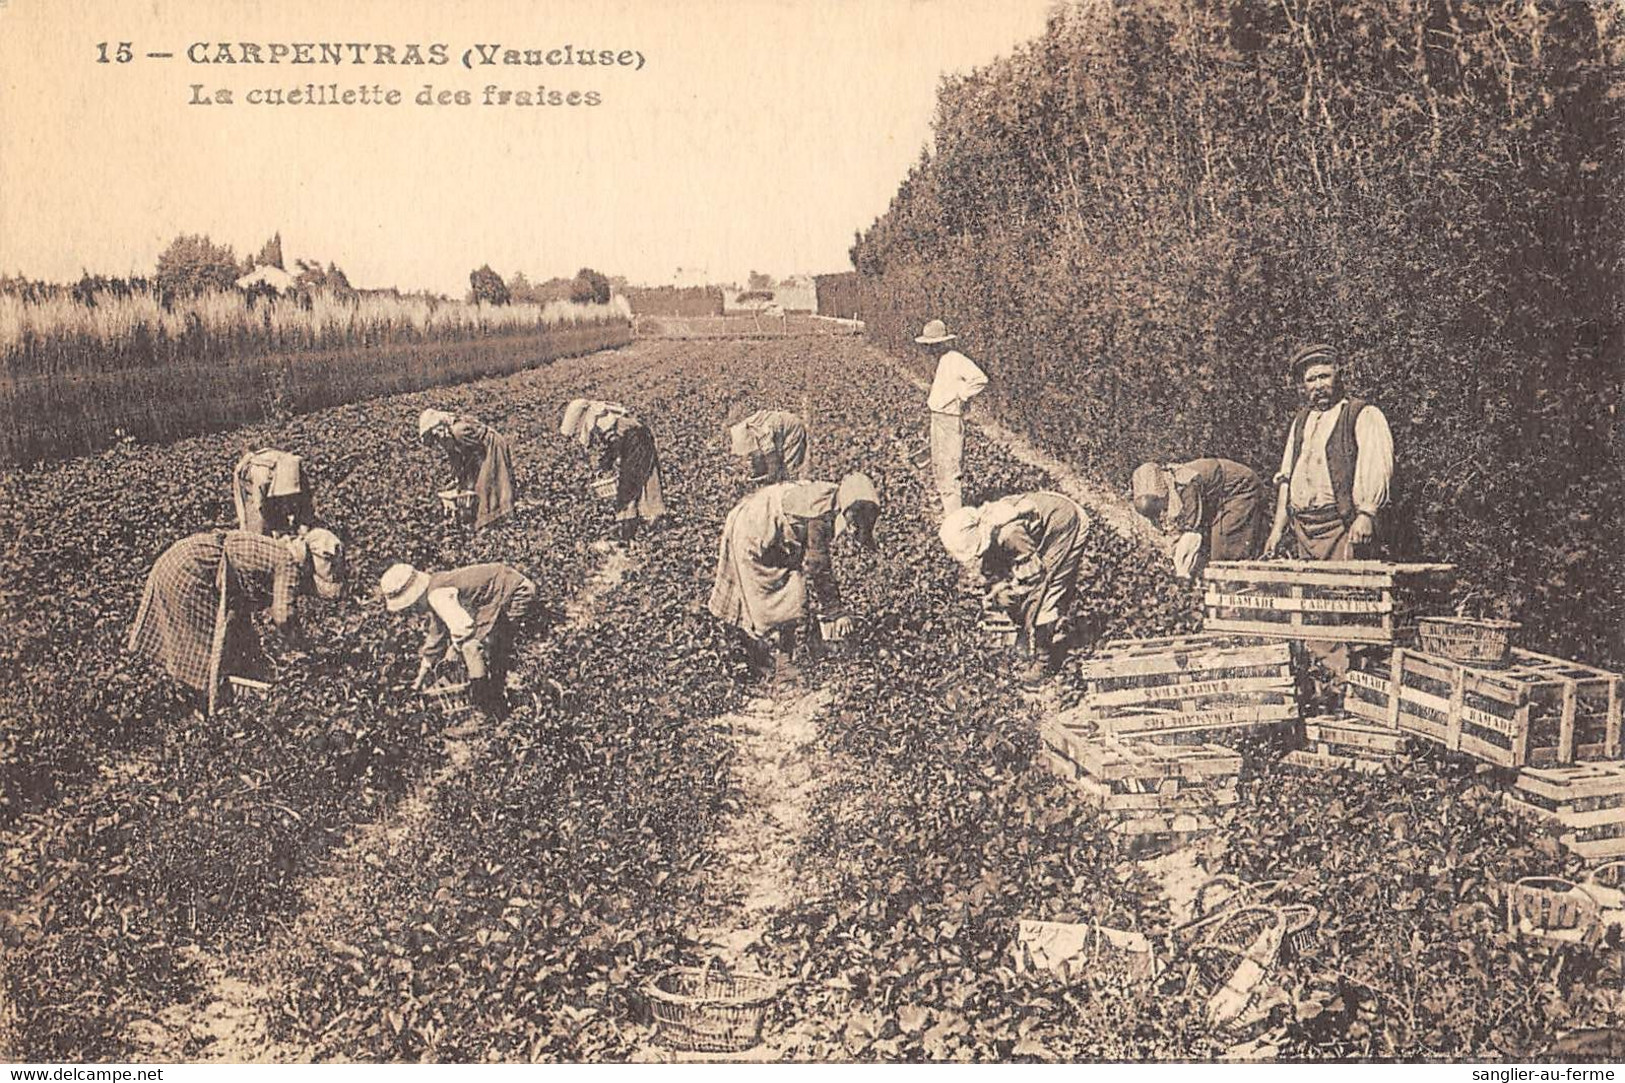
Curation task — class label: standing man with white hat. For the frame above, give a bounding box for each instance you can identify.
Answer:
[918,318,988,515]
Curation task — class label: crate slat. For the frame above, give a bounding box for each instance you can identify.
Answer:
[1284,748,1390,774]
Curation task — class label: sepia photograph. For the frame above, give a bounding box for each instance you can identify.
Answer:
[1,0,1622,1066]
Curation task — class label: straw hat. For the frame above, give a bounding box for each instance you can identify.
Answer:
[379,562,431,612]
[914,319,957,345]
[417,409,454,442]
[560,398,590,438]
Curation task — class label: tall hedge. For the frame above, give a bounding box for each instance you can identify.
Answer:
[854,0,1623,664]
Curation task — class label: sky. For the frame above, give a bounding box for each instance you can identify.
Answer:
[0,0,1053,294]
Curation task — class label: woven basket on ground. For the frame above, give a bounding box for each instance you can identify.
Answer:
[438,488,476,523]
[1504,877,1603,945]
[646,958,780,1053]
[422,680,473,718]
[591,475,619,500]
[1417,616,1519,667]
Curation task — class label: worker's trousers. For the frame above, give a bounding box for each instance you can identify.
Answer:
[930,410,964,515]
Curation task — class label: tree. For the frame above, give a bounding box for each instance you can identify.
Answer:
[570,266,611,305]
[255,232,285,271]
[748,270,776,291]
[470,264,511,306]
[154,234,241,296]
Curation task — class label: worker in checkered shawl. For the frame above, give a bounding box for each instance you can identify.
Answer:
[127,528,346,714]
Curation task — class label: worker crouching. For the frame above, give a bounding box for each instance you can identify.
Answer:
[127,528,347,714]
[709,473,881,683]
[232,448,319,538]
[380,561,539,717]
[941,491,1092,689]
[727,407,809,488]
[560,399,667,542]
[417,409,518,530]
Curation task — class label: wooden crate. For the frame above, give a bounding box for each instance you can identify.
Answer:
[1284,712,1409,774]
[1040,719,1241,817]
[1074,633,1298,738]
[1202,560,1455,645]
[1345,647,1622,768]
[1503,762,1625,860]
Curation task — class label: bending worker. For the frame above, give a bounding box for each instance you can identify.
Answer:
[232,448,318,538]
[1130,458,1269,579]
[918,319,988,515]
[560,399,667,541]
[1263,343,1395,560]
[728,407,809,487]
[709,473,881,682]
[379,561,538,716]
[417,409,517,531]
[127,528,347,714]
[941,491,1091,688]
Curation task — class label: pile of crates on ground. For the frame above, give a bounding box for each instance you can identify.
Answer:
[1038,558,1625,860]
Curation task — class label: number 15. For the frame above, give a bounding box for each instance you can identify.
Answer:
[96,42,133,63]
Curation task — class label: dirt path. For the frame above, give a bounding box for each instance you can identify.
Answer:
[126,547,639,1063]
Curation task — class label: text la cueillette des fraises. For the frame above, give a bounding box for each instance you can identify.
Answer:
[181,42,644,107]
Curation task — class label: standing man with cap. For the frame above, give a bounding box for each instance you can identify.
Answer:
[1131,458,1269,579]
[379,560,538,715]
[919,319,988,515]
[1263,344,1395,561]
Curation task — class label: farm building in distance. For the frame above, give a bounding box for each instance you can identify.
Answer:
[722,280,816,314]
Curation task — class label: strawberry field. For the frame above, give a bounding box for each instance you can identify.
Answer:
[3,329,1622,1062]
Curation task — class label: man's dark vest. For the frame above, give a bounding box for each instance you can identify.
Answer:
[1289,397,1368,523]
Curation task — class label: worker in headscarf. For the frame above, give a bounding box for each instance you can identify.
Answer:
[379,560,538,716]
[941,491,1091,688]
[919,318,988,515]
[709,473,881,682]
[417,409,517,531]
[232,448,317,538]
[1131,459,1269,579]
[560,398,667,541]
[727,407,809,488]
[1263,344,1395,560]
[127,528,346,714]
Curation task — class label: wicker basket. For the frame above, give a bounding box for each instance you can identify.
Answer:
[422,680,473,718]
[979,611,1020,648]
[591,474,619,500]
[1171,877,1286,949]
[1584,862,1625,912]
[1276,903,1321,962]
[1504,877,1603,945]
[438,488,476,523]
[1417,616,1520,667]
[646,958,780,1053]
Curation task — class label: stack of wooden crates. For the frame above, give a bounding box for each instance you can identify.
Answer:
[1212,558,1625,860]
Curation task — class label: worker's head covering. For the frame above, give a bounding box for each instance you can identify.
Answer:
[560,399,591,439]
[417,409,455,443]
[939,498,1025,564]
[379,562,431,612]
[1288,343,1338,378]
[259,450,304,497]
[834,472,880,550]
[287,527,346,600]
[1130,462,1170,523]
[915,319,957,345]
[1130,462,1169,501]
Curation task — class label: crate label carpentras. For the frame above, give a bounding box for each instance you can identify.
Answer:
[1202,559,1455,645]
[1075,633,1298,738]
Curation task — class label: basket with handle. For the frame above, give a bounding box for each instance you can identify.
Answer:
[1583,862,1625,914]
[422,680,473,718]
[1504,877,1603,945]
[979,609,1020,648]
[1276,903,1321,963]
[645,957,780,1053]
[1171,877,1286,950]
[438,488,477,523]
[591,474,619,500]
[1417,616,1520,668]
[1185,906,1286,991]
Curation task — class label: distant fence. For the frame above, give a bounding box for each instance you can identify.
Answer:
[814,272,867,321]
[2,322,632,465]
[621,286,724,317]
